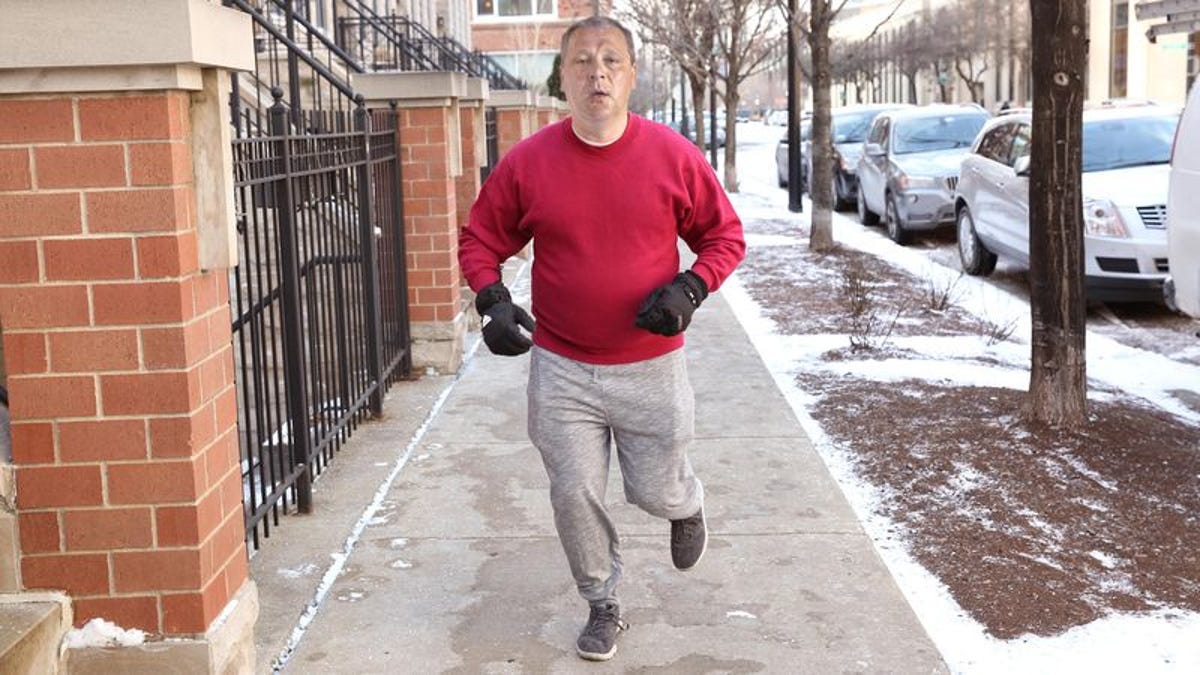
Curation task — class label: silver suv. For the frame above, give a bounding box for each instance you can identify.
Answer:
[856,105,989,244]
[955,104,1179,303]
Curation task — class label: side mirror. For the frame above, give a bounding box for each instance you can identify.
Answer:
[1013,155,1031,176]
[864,142,885,157]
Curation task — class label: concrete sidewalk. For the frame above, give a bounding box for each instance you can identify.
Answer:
[252,288,947,673]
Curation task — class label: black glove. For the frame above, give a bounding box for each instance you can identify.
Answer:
[475,282,535,356]
[634,271,708,336]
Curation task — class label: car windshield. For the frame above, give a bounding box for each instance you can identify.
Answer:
[833,110,880,144]
[1082,114,1178,172]
[892,113,988,154]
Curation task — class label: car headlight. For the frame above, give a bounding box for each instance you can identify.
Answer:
[894,170,940,191]
[1083,198,1129,238]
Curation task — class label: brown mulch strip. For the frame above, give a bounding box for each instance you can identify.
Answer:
[800,375,1200,639]
[738,227,1200,639]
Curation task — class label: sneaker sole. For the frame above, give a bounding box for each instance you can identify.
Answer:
[674,523,708,571]
[576,645,617,661]
[676,530,700,566]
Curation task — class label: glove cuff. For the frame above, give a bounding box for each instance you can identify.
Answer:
[475,282,512,315]
[677,271,708,308]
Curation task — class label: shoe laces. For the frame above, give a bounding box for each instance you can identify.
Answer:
[583,603,627,637]
[672,513,701,545]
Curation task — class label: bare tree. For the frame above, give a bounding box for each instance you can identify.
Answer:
[804,0,838,250]
[1025,0,1087,426]
[893,20,925,103]
[712,0,784,192]
[787,0,902,251]
[949,0,992,103]
[623,0,717,154]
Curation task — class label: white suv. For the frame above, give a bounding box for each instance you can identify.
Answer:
[955,104,1179,303]
[1166,82,1200,316]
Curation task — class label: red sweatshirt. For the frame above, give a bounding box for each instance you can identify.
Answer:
[459,114,745,365]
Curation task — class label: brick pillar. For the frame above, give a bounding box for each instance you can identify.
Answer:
[456,79,489,231]
[489,89,537,159]
[357,72,470,374]
[536,95,555,129]
[0,1,257,672]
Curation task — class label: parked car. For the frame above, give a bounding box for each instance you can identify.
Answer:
[1166,81,1200,316]
[955,104,1180,303]
[668,115,726,147]
[811,104,911,211]
[857,105,990,244]
[775,119,811,188]
[766,109,789,126]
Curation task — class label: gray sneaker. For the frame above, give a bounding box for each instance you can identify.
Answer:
[670,507,707,570]
[575,601,627,661]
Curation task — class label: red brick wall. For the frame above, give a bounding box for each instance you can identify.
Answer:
[456,106,483,231]
[0,91,246,636]
[495,107,529,160]
[396,106,460,323]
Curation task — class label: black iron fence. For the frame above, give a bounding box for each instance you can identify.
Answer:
[227,0,410,552]
[230,94,410,552]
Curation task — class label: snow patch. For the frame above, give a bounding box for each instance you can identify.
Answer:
[277,563,321,579]
[63,618,146,649]
[725,610,758,620]
[1089,550,1121,570]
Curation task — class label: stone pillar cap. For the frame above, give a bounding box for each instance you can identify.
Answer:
[488,89,536,108]
[462,77,490,103]
[0,0,253,71]
[355,71,470,108]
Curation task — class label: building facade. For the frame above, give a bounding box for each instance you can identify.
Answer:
[471,0,611,94]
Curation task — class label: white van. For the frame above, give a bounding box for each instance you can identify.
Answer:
[1166,81,1200,317]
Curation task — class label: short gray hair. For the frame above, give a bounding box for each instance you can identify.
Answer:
[559,16,636,64]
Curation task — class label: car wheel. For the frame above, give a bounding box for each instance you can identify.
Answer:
[886,194,911,245]
[957,206,998,276]
[857,189,879,225]
[778,168,787,188]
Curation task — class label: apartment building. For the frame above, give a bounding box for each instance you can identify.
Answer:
[471,0,611,93]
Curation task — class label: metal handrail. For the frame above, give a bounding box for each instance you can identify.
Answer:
[337,1,442,72]
[265,0,365,74]
[225,0,357,103]
[339,0,527,90]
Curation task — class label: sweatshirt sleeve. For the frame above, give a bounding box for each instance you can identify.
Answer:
[677,157,746,293]
[458,159,533,292]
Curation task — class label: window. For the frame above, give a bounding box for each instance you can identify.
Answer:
[1081,114,1178,172]
[489,51,558,88]
[976,124,1014,163]
[1007,124,1031,167]
[477,0,554,18]
[867,117,889,146]
[891,114,988,155]
[1111,2,1128,98]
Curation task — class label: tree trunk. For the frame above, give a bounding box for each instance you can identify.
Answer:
[723,91,739,192]
[1025,0,1088,427]
[687,70,708,153]
[808,0,835,251]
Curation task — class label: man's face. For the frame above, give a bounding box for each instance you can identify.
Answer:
[560,27,636,124]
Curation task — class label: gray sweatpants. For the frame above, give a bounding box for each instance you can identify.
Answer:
[527,346,704,605]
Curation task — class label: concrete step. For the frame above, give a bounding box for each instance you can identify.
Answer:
[0,599,67,674]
